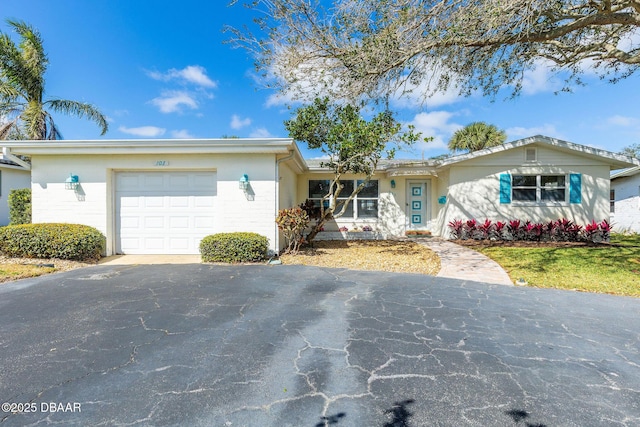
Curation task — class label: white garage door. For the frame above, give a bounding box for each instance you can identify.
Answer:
[115,171,216,254]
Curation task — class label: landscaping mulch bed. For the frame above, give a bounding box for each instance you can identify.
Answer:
[279,240,440,275]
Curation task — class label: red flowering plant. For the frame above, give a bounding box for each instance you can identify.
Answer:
[491,221,506,240]
[447,219,464,239]
[478,219,493,240]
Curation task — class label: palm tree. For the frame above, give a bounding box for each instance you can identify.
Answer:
[0,19,108,140]
[448,122,506,153]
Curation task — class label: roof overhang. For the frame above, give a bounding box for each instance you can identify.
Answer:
[611,166,640,180]
[436,135,640,170]
[1,138,299,156]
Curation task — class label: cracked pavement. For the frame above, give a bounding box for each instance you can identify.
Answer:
[0,264,639,426]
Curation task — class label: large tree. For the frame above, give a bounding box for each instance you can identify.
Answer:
[619,143,640,158]
[228,0,640,103]
[448,122,507,153]
[285,97,427,243]
[0,20,108,140]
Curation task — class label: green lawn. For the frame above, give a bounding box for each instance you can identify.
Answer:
[0,263,56,283]
[475,234,640,296]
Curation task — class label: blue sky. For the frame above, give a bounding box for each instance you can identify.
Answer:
[2,0,639,159]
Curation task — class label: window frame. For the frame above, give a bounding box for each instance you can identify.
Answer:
[610,189,615,214]
[511,174,568,205]
[307,179,379,220]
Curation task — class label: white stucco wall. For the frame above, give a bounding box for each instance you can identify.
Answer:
[438,145,612,238]
[611,174,640,233]
[29,153,280,254]
[0,166,31,226]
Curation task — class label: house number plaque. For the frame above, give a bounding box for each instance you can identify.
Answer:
[154,161,169,166]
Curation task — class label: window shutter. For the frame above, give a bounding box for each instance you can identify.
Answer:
[569,173,582,204]
[500,174,511,204]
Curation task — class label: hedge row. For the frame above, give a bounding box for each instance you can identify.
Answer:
[199,232,268,263]
[0,223,105,261]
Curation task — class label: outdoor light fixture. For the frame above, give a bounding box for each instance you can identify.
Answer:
[239,174,249,190]
[390,179,396,189]
[65,173,80,190]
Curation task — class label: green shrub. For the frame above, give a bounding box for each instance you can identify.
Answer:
[200,232,269,263]
[276,207,309,254]
[8,188,32,225]
[0,223,105,261]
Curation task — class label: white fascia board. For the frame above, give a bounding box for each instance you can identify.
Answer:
[1,148,31,170]
[611,166,640,180]
[1,138,297,156]
[436,135,639,170]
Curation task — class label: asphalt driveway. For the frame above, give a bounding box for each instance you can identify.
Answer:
[1,264,639,426]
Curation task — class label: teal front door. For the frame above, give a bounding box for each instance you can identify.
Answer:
[407,180,430,230]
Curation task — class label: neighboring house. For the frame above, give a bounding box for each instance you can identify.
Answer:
[610,166,640,233]
[0,155,31,226]
[2,135,637,255]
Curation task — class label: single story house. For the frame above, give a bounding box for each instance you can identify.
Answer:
[2,135,637,255]
[0,152,31,226]
[610,166,640,233]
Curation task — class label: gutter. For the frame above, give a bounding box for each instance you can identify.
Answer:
[2,147,31,170]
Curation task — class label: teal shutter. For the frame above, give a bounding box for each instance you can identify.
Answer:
[500,174,511,204]
[569,173,582,204]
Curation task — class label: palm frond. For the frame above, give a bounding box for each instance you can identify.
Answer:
[47,99,109,135]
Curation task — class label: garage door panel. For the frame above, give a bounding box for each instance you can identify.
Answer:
[120,217,140,228]
[168,238,190,250]
[194,196,215,207]
[194,216,214,228]
[169,197,190,208]
[168,174,190,187]
[116,171,216,254]
[144,175,165,189]
[143,217,165,228]
[120,196,140,208]
[169,217,189,228]
[144,197,165,208]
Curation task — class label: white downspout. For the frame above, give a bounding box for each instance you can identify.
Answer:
[2,147,31,170]
[275,150,295,254]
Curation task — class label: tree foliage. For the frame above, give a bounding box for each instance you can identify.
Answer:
[228,0,640,103]
[0,19,108,140]
[448,122,507,152]
[285,97,427,242]
[619,143,640,158]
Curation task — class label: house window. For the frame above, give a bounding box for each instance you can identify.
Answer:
[512,175,566,203]
[610,189,615,213]
[308,179,378,219]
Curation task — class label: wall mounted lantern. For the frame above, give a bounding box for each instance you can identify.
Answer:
[65,174,80,190]
[239,174,249,190]
[390,179,396,189]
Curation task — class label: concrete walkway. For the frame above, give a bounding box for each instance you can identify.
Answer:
[97,240,513,285]
[414,238,514,285]
[98,254,201,265]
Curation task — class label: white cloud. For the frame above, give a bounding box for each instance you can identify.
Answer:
[520,61,561,95]
[607,115,638,127]
[118,126,166,137]
[249,128,275,138]
[148,65,217,88]
[230,114,252,130]
[171,129,195,138]
[405,111,463,152]
[149,90,198,113]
